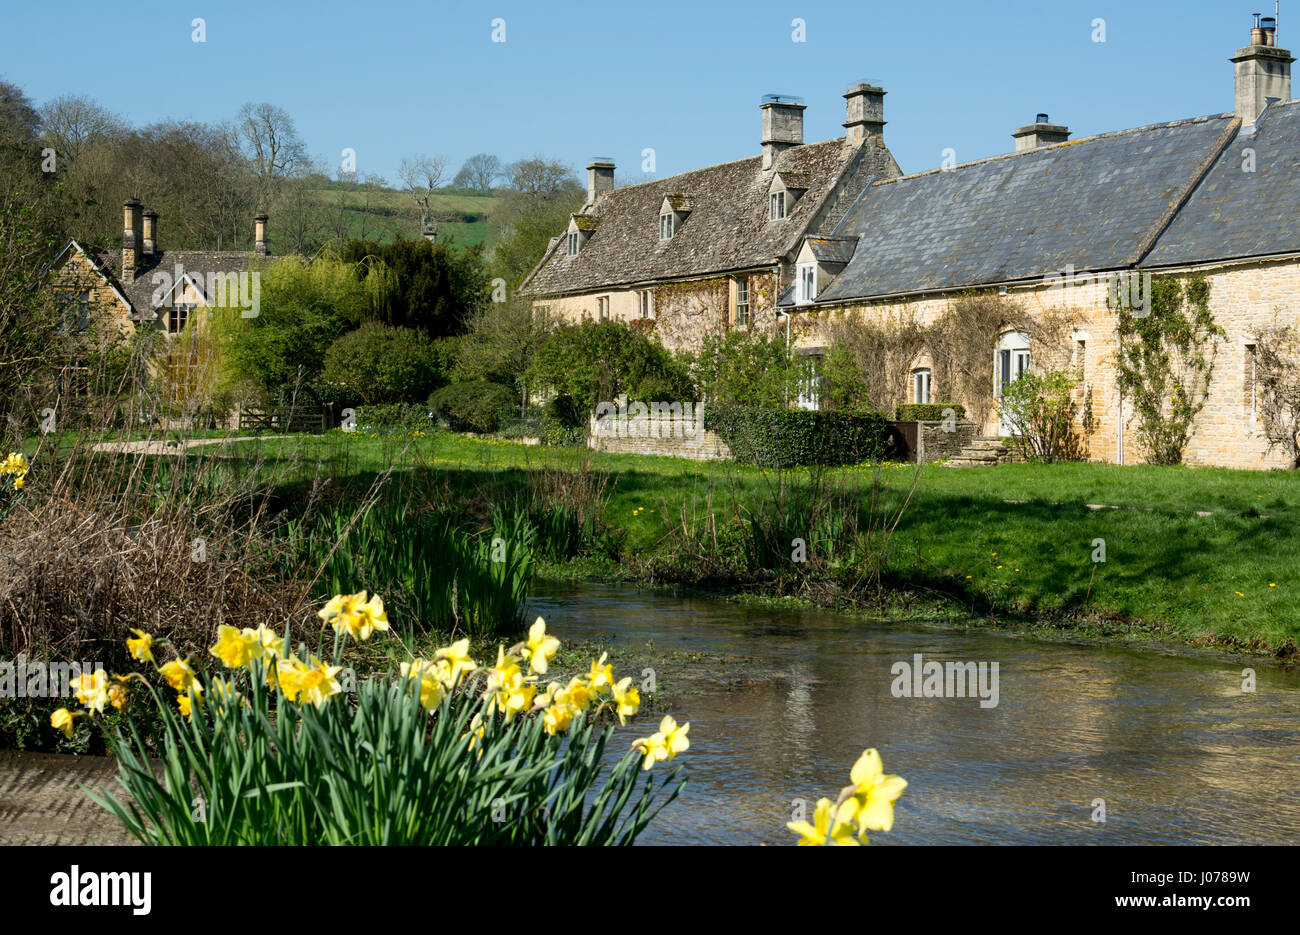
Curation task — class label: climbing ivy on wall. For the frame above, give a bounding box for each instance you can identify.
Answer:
[1117,273,1224,466]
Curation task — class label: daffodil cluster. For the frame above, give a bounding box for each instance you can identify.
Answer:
[1,452,29,490]
[787,748,908,846]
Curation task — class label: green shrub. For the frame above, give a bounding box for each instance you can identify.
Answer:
[321,322,441,405]
[705,407,891,467]
[429,380,516,433]
[999,370,1084,463]
[351,403,435,434]
[527,319,694,412]
[894,403,966,422]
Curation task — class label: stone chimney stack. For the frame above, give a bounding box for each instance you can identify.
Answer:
[122,198,142,280]
[254,213,268,256]
[843,83,886,146]
[422,222,438,243]
[586,159,615,205]
[761,95,805,170]
[1012,114,1071,151]
[1233,13,1293,126]
[142,210,157,257]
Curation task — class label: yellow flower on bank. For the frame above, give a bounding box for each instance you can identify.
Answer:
[401,658,448,712]
[787,798,860,846]
[433,638,476,687]
[318,591,389,641]
[107,680,127,711]
[177,692,200,721]
[251,624,284,660]
[50,708,82,739]
[523,617,560,675]
[297,657,344,708]
[844,748,908,835]
[159,659,201,695]
[587,652,614,692]
[126,629,154,664]
[276,657,307,701]
[610,676,641,725]
[209,625,260,669]
[72,670,110,716]
[635,715,690,771]
[1,452,28,476]
[486,648,536,723]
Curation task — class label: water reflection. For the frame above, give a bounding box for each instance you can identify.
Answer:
[527,581,1300,846]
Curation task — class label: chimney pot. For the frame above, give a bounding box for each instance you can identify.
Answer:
[122,198,142,280]
[1232,18,1293,125]
[843,82,886,148]
[761,95,806,169]
[142,210,157,257]
[254,213,268,256]
[1012,116,1070,151]
[586,159,615,205]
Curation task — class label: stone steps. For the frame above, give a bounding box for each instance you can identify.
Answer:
[942,436,1019,467]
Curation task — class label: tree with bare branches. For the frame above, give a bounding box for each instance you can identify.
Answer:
[235,102,307,209]
[398,154,448,235]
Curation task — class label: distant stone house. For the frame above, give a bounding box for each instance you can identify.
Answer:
[48,200,276,407]
[517,85,902,364]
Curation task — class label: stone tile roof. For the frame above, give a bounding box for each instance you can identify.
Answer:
[94,249,282,320]
[1144,100,1300,268]
[519,138,865,296]
[816,114,1239,303]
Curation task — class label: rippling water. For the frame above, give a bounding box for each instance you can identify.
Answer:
[527,581,1300,846]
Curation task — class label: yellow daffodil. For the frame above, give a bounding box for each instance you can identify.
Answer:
[12,476,23,489]
[433,638,476,686]
[586,652,614,692]
[560,675,592,712]
[297,657,344,708]
[635,715,690,770]
[610,676,640,725]
[177,692,200,721]
[209,625,260,669]
[276,657,307,701]
[50,708,82,739]
[542,701,574,735]
[126,628,154,664]
[486,647,536,723]
[844,748,908,835]
[159,659,201,695]
[72,670,110,716]
[401,658,447,712]
[107,681,127,711]
[523,617,560,674]
[787,798,860,846]
[319,591,389,641]
[0,453,28,475]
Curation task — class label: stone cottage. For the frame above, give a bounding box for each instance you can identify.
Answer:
[526,13,1300,470]
[517,85,902,355]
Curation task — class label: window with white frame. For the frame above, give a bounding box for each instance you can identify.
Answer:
[659,212,674,241]
[912,368,932,404]
[567,231,580,256]
[797,263,816,304]
[770,191,786,220]
[636,290,654,319]
[795,353,822,410]
[597,296,610,321]
[734,276,749,326]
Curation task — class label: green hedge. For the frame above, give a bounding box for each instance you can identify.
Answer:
[705,406,891,468]
[352,403,436,434]
[429,381,517,433]
[895,403,966,422]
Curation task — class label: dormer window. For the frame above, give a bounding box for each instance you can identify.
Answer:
[567,231,580,256]
[769,172,806,222]
[659,212,675,241]
[770,192,786,220]
[566,215,598,257]
[797,263,817,304]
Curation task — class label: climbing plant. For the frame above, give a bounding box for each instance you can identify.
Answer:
[1117,274,1224,465]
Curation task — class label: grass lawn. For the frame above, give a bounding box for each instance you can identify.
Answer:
[37,429,1300,653]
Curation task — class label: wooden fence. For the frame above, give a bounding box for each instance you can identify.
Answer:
[237,404,335,434]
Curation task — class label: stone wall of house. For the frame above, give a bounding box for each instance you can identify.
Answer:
[587,407,731,461]
[532,269,780,354]
[51,251,134,336]
[794,257,1300,470]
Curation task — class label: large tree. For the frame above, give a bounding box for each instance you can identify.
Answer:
[398,154,448,235]
[489,156,584,290]
[235,102,307,210]
[38,95,123,162]
[453,153,502,192]
[340,237,490,339]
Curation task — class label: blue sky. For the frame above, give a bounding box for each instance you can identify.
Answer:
[0,0,1274,184]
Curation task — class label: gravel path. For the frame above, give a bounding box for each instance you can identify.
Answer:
[0,750,137,845]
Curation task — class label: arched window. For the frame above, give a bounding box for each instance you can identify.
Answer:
[912,368,932,404]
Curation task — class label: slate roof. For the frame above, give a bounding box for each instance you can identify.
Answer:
[1144,100,1300,267]
[92,249,282,321]
[806,236,856,264]
[519,138,865,296]
[815,114,1240,303]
